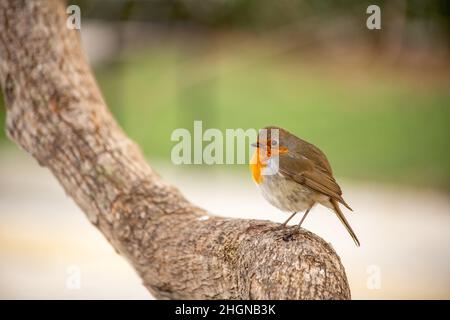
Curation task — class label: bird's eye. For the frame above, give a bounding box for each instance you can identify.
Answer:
[271,140,278,146]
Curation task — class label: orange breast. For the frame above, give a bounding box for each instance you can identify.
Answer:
[250,148,267,184]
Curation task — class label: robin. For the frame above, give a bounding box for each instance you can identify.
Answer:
[250,126,360,246]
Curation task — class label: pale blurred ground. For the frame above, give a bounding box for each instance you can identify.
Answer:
[0,149,449,299]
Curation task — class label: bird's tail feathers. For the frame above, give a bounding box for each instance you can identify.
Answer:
[331,199,360,247]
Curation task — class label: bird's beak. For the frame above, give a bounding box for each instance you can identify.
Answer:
[252,139,268,148]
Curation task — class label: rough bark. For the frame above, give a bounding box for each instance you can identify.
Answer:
[0,0,351,299]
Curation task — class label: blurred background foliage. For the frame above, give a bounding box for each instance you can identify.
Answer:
[0,0,449,188]
[2,1,450,300]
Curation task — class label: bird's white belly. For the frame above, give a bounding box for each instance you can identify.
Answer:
[258,173,316,213]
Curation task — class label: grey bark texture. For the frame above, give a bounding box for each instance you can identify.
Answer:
[0,0,351,299]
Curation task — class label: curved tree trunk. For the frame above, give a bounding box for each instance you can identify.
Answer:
[0,0,351,299]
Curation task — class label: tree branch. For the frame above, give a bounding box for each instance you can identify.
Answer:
[0,0,351,299]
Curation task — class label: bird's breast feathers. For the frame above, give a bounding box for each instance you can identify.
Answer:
[250,149,266,184]
[250,150,282,184]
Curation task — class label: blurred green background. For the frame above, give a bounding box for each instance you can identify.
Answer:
[1,0,449,188]
[1,0,450,300]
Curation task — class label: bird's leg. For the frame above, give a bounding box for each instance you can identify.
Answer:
[282,212,298,227]
[298,206,312,228]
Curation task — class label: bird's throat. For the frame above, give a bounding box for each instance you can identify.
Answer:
[250,148,267,184]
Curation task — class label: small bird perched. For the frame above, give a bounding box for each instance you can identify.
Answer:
[250,126,360,246]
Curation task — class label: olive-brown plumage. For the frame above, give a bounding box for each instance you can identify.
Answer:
[250,126,360,246]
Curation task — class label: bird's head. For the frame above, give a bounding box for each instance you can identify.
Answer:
[250,126,290,184]
[251,126,290,158]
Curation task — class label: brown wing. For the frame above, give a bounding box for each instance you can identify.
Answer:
[279,155,352,211]
[296,137,333,174]
[264,126,333,174]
